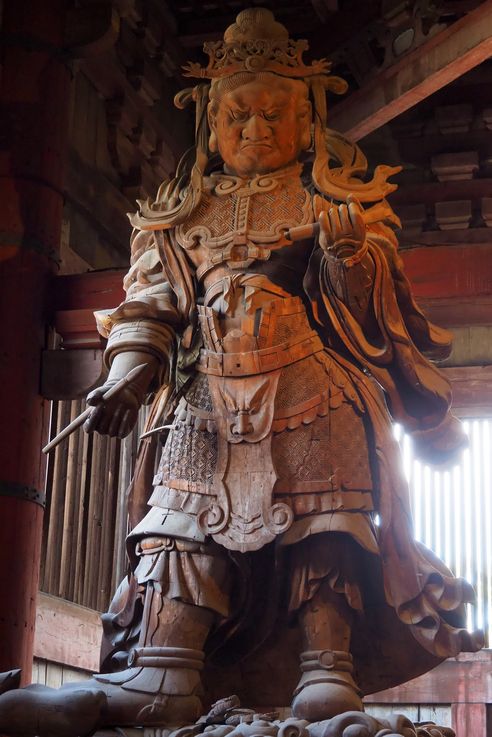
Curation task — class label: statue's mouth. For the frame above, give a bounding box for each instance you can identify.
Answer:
[240,142,273,150]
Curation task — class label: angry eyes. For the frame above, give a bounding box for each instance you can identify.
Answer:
[229,108,281,123]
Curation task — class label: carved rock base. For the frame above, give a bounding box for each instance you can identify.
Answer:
[0,674,454,737]
[92,698,454,737]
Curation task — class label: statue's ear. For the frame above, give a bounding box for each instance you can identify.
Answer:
[209,130,218,153]
[300,100,312,151]
[207,104,218,153]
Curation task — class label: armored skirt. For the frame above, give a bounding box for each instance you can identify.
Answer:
[130,290,376,588]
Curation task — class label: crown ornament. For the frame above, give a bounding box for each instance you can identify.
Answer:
[182,7,333,80]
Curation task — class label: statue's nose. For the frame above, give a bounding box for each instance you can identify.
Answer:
[241,115,269,141]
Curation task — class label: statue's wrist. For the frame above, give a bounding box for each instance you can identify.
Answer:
[323,238,368,268]
[106,351,159,403]
[341,237,369,268]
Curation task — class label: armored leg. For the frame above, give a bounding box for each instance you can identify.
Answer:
[93,589,214,727]
[93,534,231,727]
[0,537,231,736]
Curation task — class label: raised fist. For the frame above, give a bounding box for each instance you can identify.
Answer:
[84,382,141,439]
[83,353,157,439]
[317,194,366,260]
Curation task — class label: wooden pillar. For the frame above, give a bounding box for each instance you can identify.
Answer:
[0,0,70,682]
[451,703,488,737]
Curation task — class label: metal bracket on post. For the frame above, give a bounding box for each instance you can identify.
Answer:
[0,481,46,508]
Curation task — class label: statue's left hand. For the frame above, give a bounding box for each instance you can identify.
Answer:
[317,194,366,260]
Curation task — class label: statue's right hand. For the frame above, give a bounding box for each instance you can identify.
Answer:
[84,383,140,438]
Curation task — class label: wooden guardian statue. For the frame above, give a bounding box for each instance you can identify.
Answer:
[0,7,483,737]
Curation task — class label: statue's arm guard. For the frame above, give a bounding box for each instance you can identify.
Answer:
[94,229,188,390]
[322,242,378,336]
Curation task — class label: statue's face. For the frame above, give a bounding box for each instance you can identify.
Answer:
[209,78,311,177]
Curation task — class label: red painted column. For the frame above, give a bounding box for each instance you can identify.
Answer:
[0,0,70,682]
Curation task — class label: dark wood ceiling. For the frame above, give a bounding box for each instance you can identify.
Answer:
[170,0,355,44]
[149,0,481,92]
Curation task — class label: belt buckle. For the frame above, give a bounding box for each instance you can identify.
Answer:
[223,353,243,376]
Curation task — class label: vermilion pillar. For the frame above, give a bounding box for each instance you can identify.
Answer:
[0,0,70,682]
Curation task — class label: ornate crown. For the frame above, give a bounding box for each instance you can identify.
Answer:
[182,7,332,80]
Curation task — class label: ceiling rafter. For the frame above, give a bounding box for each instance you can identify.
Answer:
[329,0,492,140]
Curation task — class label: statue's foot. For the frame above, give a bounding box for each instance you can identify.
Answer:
[92,646,204,727]
[92,669,203,727]
[291,650,363,721]
[0,679,106,737]
[0,648,204,737]
[291,681,363,721]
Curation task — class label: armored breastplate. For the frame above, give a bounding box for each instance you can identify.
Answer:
[175,164,312,281]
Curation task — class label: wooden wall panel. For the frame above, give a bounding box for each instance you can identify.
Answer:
[32,658,91,687]
[34,593,101,672]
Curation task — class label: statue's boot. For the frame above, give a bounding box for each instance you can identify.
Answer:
[91,644,205,726]
[292,579,363,720]
[0,589,214,736]
[291,649,363,720]
[84,585,214,729]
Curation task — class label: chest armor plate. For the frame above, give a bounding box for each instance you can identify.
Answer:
[174,169,312,275]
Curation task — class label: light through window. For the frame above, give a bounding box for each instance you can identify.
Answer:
[394,419,491,647]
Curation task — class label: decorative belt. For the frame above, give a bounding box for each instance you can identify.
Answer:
[196,240,271,281]
[196,330,323,377]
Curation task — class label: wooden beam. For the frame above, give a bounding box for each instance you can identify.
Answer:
[49,242,492,349]
[51,270,125,312]
[364,651,492,704]
[445,365,492,416]
[330,1,492,141]
[33,594,492,710]
[399,230,492,248]
[53,244,492,311]
[401,245,492,300]
[54,309,106,349]
[391,179,492,207]
[418,296,492,328]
